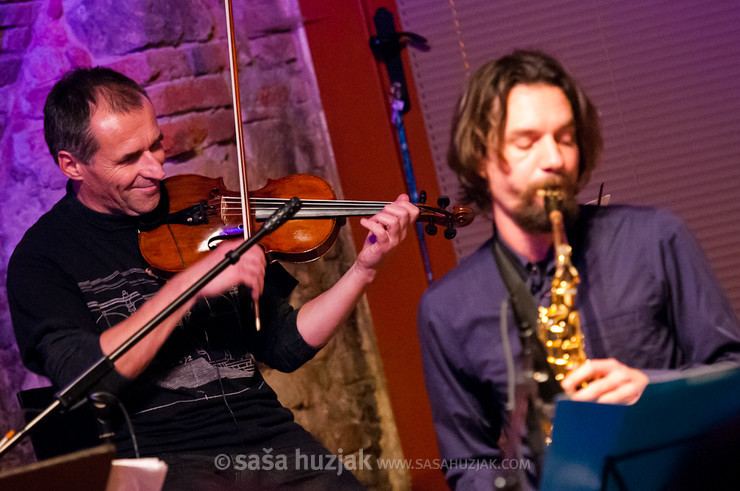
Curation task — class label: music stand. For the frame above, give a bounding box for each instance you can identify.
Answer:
[540,363,740,490]
[0,443,114,491]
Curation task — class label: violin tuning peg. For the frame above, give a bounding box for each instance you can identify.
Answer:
[419,190,427,204]
[425,222,438,236]
[437,196,450,209]
[444,226,457,240]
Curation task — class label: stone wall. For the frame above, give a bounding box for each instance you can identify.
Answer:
[0,0,408,488]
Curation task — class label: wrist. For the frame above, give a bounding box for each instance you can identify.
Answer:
[349,260,379,286]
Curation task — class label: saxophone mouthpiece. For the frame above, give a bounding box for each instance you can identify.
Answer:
[538,188,563,216]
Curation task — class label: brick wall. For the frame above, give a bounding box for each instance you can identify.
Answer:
[0,1,407,488]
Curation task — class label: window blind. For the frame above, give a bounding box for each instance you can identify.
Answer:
[396,0,740,316]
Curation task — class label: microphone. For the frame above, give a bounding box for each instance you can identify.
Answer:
[261,197,302,235]
[223,197,301,266]
[234,197,301,332]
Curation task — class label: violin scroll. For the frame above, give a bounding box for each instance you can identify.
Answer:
[417,190,474,240]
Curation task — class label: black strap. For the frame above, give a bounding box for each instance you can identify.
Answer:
[492,239,562,485]
[491,240,562,402]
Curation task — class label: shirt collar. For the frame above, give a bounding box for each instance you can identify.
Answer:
[493,226,554,272]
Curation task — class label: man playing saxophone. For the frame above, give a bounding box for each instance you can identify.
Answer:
[417,50,740,490]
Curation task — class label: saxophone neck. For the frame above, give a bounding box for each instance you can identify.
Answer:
[541,189,580,288]
[549,208,566,252]
[540,188,569,252]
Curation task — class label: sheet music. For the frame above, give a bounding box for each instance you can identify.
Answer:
[106,458,168,491]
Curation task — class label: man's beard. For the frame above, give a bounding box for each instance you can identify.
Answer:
[510,176,580,235]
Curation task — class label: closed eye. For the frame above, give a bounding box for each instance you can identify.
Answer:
[509,131,539,150]
[150,134,164,152]
[556,125,577,146]
[118,134,164,165]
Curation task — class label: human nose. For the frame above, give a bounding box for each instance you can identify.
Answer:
[540,135,564,171]
[139,150,165,180]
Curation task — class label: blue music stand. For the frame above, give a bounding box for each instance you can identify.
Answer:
[540,363,740,490]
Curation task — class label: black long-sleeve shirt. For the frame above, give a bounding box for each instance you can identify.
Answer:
[8,182,319,457]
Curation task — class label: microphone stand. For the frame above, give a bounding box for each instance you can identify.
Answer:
[0,197,303,458]
[370,8,435,285]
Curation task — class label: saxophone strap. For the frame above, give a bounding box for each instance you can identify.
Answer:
[491,239,563,402]
[492,238,563,484]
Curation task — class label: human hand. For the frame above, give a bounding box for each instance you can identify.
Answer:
[356,194,419,277]
[196,240,266,306]
[561,358,649,405]
[102,241,266,378]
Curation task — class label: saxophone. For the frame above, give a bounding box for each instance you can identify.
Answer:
[536,190,587,439]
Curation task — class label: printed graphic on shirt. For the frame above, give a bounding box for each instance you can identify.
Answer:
[78,267,160,328]
[79,268,257,396]
[154,349,256,391]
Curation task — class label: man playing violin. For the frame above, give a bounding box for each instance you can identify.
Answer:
[7,67,418,489]
[417,50,740,489]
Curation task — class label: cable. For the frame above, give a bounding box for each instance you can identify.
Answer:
[202,301,248,451]
[500,299,516,412]
[90,391,140,458]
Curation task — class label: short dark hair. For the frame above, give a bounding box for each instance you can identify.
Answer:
[43,67,149,166]
[448,50,603,210]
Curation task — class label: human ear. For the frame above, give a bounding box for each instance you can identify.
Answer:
[478,153,508,180]
[57,151,84,181]
[476,158,489,179]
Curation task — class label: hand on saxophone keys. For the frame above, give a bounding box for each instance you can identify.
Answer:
[561,358,649,405]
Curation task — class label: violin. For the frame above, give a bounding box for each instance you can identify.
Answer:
[137,0,473,274]
[138,173,474,272]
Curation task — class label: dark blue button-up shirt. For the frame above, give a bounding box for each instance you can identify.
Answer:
[418,204,740,489]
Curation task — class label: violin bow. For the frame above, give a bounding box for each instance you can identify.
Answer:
[223,0,252,238]
[223,0,260,330]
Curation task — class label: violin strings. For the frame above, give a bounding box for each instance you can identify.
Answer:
[220,197,443,213]
[208,197,448,221]
[218,197,392,220]
[221,197,392,207]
